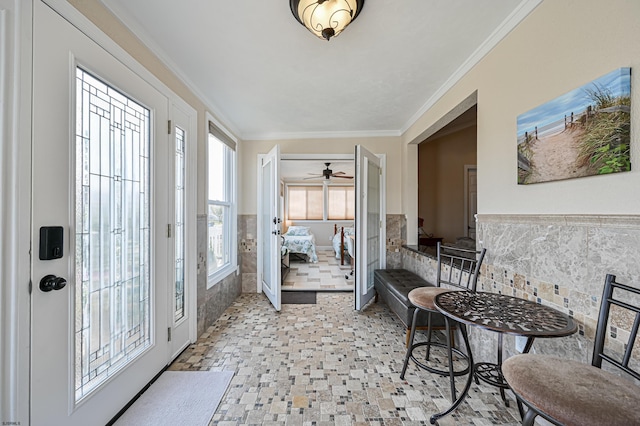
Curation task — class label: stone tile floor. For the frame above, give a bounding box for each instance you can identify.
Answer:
[283,249,354,292]
[169,292,522,425]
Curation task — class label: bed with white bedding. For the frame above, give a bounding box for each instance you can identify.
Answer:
[282,226,318,263]
[332,226,355,263]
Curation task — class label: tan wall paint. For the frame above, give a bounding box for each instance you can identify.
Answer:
[67,0,231,215]
[418,125,476,242]
[239,137,403,215]
[405,0,640,216]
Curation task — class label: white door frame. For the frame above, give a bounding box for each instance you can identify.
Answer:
[463,165,477,239]
[256,152,354,293]
[1,0,33,421]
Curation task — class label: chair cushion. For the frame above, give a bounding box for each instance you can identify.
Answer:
[408,287,452,310]
[502,354,640,426]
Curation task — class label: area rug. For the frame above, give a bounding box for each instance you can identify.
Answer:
[281,291,317,304]
[114,370,233,426]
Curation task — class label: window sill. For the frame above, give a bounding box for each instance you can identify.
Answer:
[207,264,237,289]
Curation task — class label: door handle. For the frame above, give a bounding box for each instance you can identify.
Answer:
[40,275,67,292]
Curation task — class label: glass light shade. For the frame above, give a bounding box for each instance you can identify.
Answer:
[296,0,360,41]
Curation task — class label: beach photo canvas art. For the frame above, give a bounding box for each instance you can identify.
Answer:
[517,68,631,184]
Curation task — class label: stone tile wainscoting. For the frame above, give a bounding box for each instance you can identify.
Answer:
[386,214,407,269]
[401,214,640,369]
[239,214,258,293]
[196,214,241,337]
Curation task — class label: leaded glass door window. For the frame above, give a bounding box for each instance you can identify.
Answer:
[74,67,152,400]
[174,127,186,322]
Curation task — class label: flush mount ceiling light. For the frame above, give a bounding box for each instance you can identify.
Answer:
[290,0,365,41]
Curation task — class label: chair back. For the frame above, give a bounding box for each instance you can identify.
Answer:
[436,242,486,291]
[592,274,640,381]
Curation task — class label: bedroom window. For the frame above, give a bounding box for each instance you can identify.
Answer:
[288,186,323,220]
[328,186,354,220]
[207,120,236,286]
[287,184,354,221]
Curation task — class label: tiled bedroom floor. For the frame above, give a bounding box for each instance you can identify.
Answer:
[283,249,354,291]
[169,292,522,425]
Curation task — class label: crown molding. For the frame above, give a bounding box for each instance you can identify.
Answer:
[242,129,401,141]
[99,0,241,139]
[401,0,543,136]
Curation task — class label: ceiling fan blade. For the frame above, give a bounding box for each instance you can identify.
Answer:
[332,171,346,175]
[332,175,353,179]
[303,175,323,180]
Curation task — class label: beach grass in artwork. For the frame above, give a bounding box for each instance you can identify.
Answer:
[517,68,631,184]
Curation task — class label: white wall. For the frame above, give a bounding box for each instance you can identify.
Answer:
[239,137,403,215]
[404,0,640,216]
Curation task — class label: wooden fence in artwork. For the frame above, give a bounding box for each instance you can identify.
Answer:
[563,104,629,129]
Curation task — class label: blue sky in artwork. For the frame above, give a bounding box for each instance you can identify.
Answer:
[517,68,631,137]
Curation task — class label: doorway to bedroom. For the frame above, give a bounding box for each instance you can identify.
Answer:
[280,156,355,293]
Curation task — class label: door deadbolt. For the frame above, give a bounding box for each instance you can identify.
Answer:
[40,275,67,292]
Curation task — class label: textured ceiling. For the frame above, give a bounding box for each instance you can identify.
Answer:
[101,0,537,140]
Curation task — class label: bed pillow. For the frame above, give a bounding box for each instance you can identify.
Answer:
[286,226,310,236]
[343,227,355,236]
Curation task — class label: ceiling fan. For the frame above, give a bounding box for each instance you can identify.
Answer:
[305,162,353,180]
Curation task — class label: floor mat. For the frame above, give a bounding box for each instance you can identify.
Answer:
[281,291,317,304]
[113,370,233,426]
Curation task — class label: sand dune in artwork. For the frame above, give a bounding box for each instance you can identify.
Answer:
[527,127,593,184]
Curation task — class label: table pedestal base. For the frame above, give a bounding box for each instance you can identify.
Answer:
[474,362,509,407]
[428,318,475,425]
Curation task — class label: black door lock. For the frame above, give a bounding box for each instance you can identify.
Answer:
[39,226,64,260]
[40,275,67,292]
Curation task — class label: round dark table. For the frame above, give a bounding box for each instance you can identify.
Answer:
[430,291,577,423]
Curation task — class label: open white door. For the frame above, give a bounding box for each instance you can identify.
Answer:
[354,145,386,311]
[31,2,170,424]
[257,145,281,311]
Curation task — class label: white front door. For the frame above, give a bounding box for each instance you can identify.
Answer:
[31,2,170,424]
[354,145,386,311]
[257,145,281,311]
